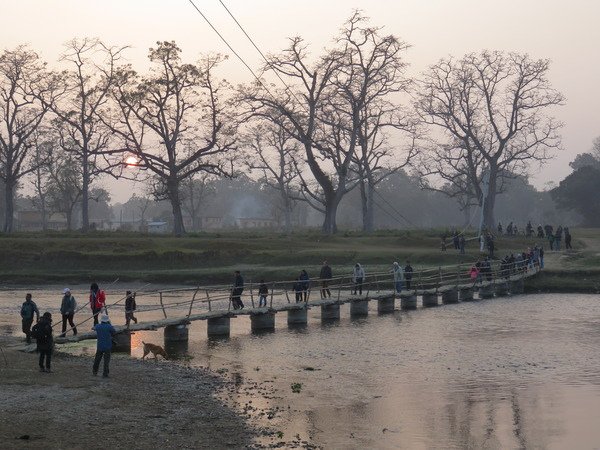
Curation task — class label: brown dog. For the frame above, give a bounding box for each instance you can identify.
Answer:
[142,341,168,360]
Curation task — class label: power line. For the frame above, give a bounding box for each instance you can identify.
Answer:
[216,0,304,106]
[372,188,416,227]
[186,0,274,98]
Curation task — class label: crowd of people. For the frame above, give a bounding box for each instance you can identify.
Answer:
[20,283,136,376]
[497,221,573,251]
[469,245,544,284]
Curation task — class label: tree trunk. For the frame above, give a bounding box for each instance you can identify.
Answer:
[81,157,90,232]
[41,196,47,231]
[168,178,185,236]
[3,181,15,233]
[321,190,341,235]
[365,177,375,232]
[360,180,368,232]
[483,169,498,231]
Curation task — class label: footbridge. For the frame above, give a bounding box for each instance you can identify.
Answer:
[49,260,542,351]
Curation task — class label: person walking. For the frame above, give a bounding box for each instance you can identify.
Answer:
[60,288,78,337]
[125,291,138,327]
[89,283,106,327]
[32,312,54,373]
[392,262,404,294]
[459,235,466,255]
[352,263,365,295]
[564,227,572,250]
[258,280,269,307]
[404,261,414,290]
[93,315,116,378]
[20,293,40,344]
[231,271,244,310]
[319,261,332,299]
[299,270,310,302]
[293,277,303,303]
[555,225,563,251]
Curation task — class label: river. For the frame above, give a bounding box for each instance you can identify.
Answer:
[2,286,599,449]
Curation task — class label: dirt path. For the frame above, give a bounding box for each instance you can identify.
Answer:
[0,337,254,449]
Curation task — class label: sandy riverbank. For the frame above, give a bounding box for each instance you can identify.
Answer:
[0,336,254,450]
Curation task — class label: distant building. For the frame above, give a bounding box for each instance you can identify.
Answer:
[147,221,169,233]
[16,211,68,231]
[235,217,278,229]
[199,216,223,229]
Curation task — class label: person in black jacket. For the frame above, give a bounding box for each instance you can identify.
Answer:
[32,312,53,373]
[60,288,77,337]
[20,293,39,344]
[258,280,269,307]
[125,290,138,327]
[319,261,332,299]
[231,271,244,310]
[404,261,414,290]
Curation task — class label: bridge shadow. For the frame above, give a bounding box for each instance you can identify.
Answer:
[164,340,190,360]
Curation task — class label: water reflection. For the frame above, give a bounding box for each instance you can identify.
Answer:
[2,290,600,448]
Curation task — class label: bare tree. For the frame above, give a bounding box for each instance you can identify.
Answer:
[39,38,127,231]
[416,50,564,229]
[29,128,56,230]
[180,173,214,231]
[246,123,300,233]
[0,46,56,232]
[111,41,236,235]
[46,150,82,230]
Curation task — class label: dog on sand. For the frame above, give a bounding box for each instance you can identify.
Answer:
[142,341,168,360]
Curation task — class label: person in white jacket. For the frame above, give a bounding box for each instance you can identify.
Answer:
[392,262,404,294]
[352,263,365,295]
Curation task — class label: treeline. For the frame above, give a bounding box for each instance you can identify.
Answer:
[0,12,589,234]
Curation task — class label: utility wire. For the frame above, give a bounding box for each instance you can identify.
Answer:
[186,0,275,99]
[217,0,304,107]
[372,188,416,227]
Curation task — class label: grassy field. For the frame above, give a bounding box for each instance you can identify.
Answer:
[0,228,598,291]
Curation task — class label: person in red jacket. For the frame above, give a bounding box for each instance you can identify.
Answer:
[89,283,106,326]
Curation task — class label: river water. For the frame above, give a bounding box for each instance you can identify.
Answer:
[2,287,599,449]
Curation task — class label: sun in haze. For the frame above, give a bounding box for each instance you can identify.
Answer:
[125,156,139,167]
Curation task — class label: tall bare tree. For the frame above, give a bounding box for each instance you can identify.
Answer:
[334,13,414,231]
[180,173,214,231]
[416,50,564,229]
[111,41,236,235]
[29,128,56,230]
[46,150,82,230]
[0,46,56,232]
[246,123,300,233]
[40,38,127,231]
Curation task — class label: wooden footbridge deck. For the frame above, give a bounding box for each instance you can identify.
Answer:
[51,260,541,349]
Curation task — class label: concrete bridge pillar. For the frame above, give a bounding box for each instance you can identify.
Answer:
[495,281,509,297]
[164,324,189,342]
[112,331,131,352]
[441,289,459,304]
[478,284,494,299]
[510,278,525,295]
[207,317,231,337]
[459,287,475,301]
[350,299,369,316]
[250,312,276,331]
[321,303,340,321]
[377,296,395,313]
[287,307,308,325]
[400,294,418,310]
[422,293,438,307]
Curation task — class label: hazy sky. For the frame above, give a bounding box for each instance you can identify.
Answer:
[2,0,599,203]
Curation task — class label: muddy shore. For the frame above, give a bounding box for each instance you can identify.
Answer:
[0,336,254,450]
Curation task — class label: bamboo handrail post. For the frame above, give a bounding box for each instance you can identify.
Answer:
[188,287,199,318]
[159,292,167,318]
[205,290,211,311]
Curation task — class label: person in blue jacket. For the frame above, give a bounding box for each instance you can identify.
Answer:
[93,314,116,378]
